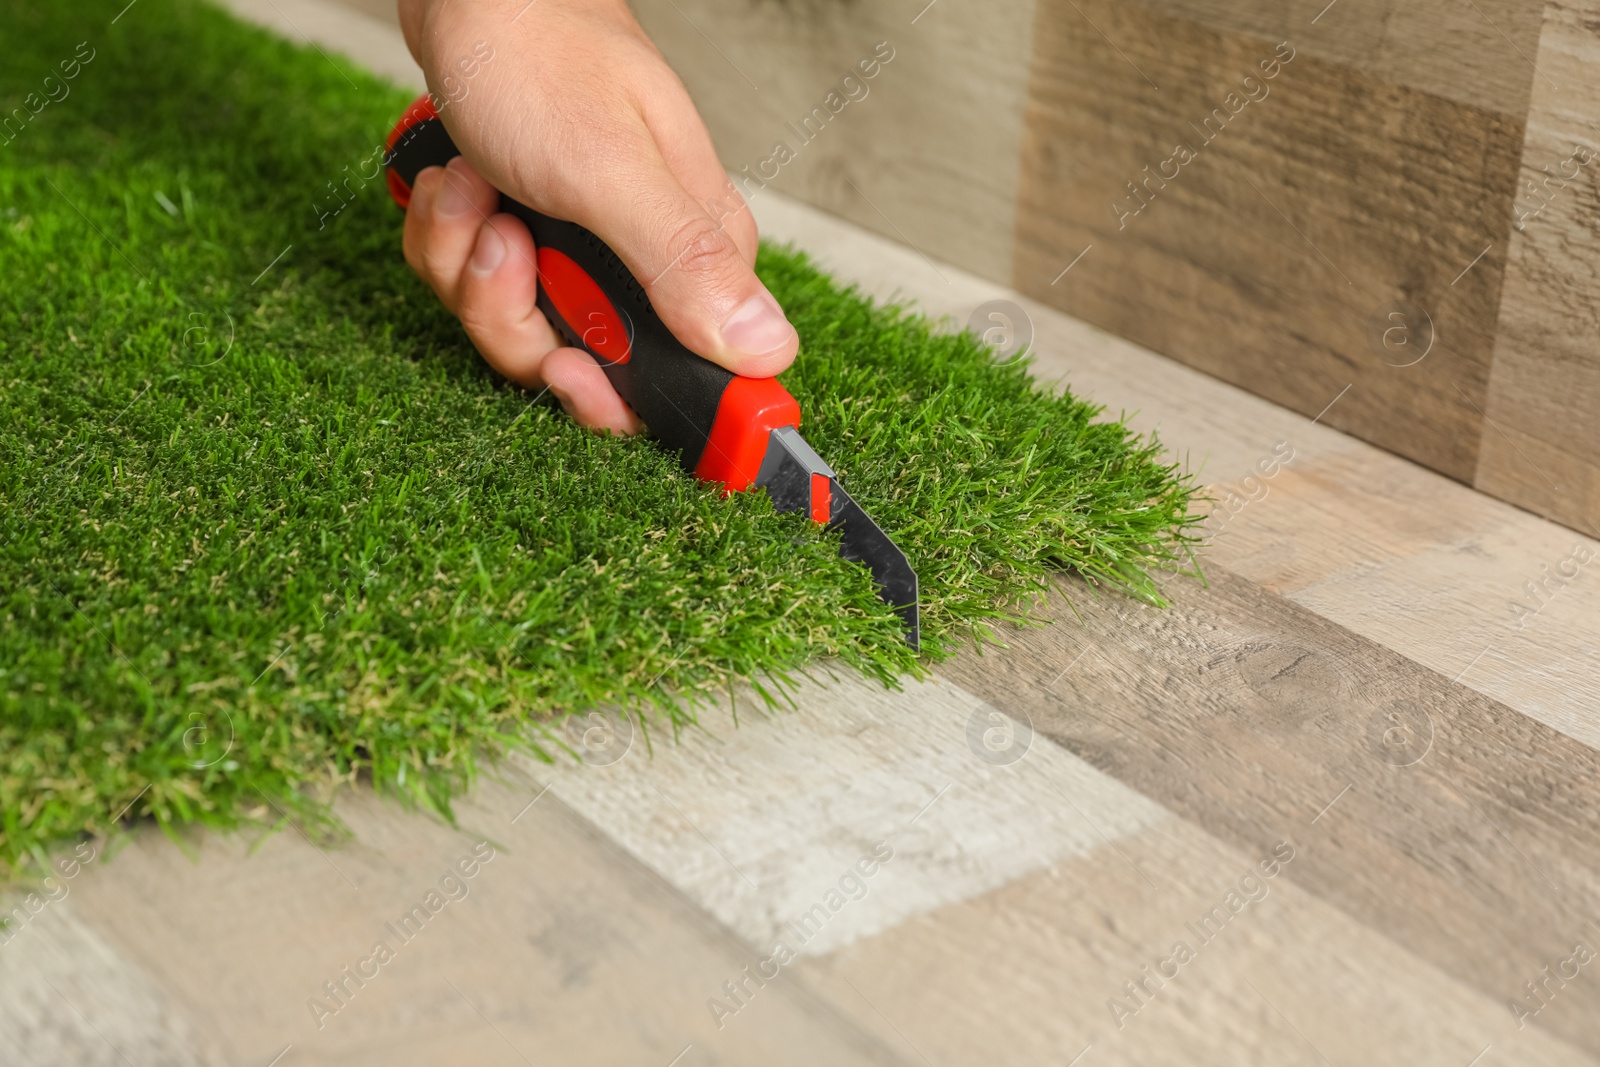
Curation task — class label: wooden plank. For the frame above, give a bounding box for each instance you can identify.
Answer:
[517,669,1168,957]
[630,0,1036,284]
[935,567,1600,1054]
[59,777,915,1066]
[797,819,1599,1066]
[0,896,224,1066]
[1122,0,1544,117]
[1012,0,1523,483]
[1201,445,1600,749]
[1477,0,1600,533]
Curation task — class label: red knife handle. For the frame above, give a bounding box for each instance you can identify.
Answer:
[384,95,798,493]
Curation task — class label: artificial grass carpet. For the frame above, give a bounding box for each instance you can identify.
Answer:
[0,0,1199,875]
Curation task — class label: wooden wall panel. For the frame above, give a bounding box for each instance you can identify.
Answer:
[631,0,1037,284]
[1125,0,1545,117]
[1477,0,1600,532]
[1010,0,1525,482]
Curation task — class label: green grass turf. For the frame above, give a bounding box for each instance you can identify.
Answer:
[0,0,1200,876]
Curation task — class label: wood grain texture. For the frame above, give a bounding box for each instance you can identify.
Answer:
[1477,0,1600,533]
[799,819,1599,1066]
[1012,0,1523,482]
[1125,0,1545,116]
[1201,445,1600,749]
[59,775,915,1066]
[630,0,1035,284]
[937,567,1600,1054]
[519,669,1168,957]
[751,188,1600,750]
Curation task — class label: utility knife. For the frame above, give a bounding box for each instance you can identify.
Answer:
[385,96,919,648]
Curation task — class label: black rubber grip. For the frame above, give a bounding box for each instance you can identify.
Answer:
[386,116,735,473]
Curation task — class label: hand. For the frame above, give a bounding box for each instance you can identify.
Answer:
[396,0,799,434]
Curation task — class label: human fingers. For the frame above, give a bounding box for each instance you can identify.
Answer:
[401,156,501,314]
[454,212,641,435]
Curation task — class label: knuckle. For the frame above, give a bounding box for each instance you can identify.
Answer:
[664,219,739,279]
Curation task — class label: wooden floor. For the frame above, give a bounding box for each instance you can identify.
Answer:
[5,1,1598,1064]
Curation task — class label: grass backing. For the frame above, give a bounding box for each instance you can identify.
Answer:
[0,0,1200,875]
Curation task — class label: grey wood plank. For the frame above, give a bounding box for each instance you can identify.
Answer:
[630,0,1036,286]
[1013,0,1519,483]
[936,566,1600,1055]
[0,890,225,1066]
[59,775,917,1066]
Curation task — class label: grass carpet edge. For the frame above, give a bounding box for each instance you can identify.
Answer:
[0,0,1204,882]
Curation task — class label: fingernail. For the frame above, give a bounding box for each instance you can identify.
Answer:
[470,224,505,274]
[436,168,472,218]
[719,292,796,357]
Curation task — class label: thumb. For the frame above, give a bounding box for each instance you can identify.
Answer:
[565,142,797,378]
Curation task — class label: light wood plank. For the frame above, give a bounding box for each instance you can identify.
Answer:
[0,894,224,1066]
[215,0,423,90]
[516,670,1168,957]
[1203,446,1600,747]
[1478,0,1600,533]
[798,817,1598,1066]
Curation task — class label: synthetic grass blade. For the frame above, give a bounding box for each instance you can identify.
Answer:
[0,0,1201,877]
